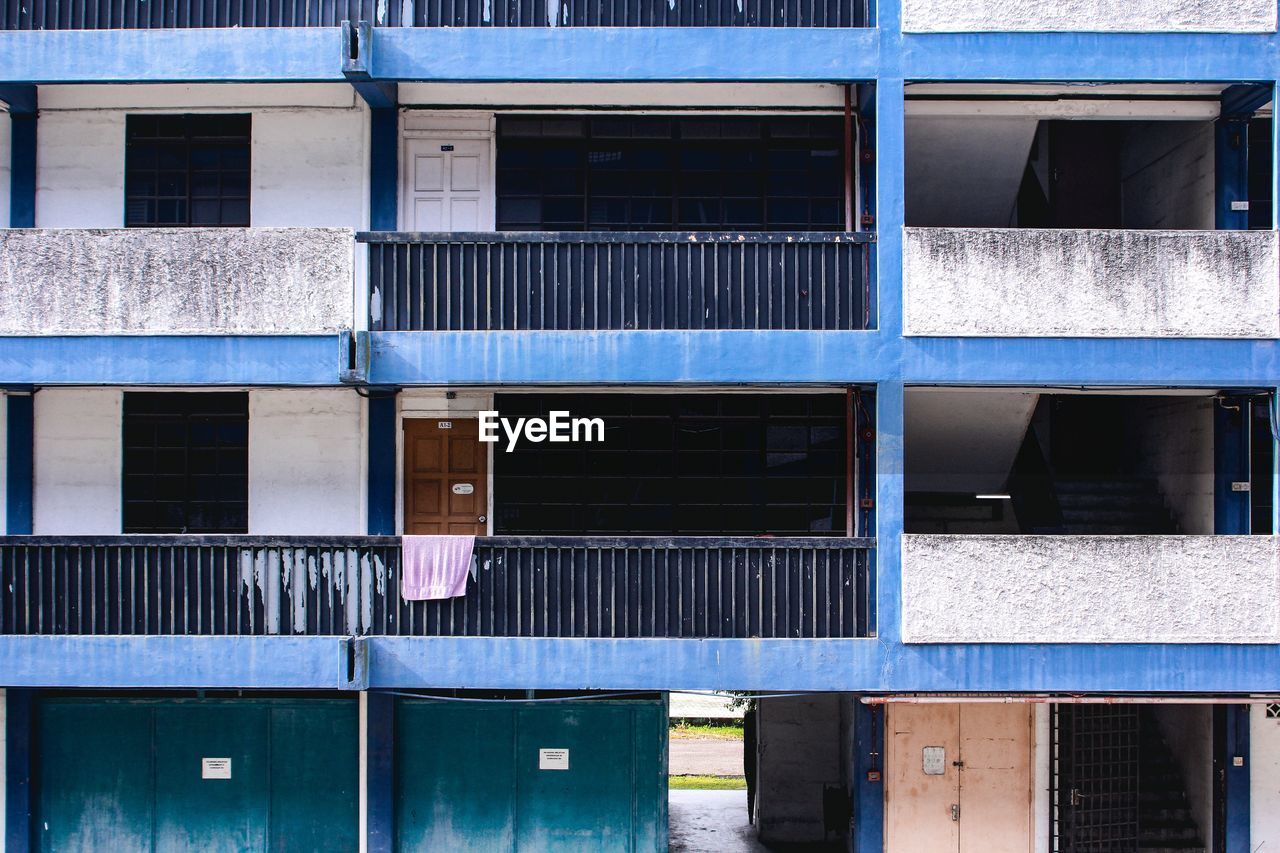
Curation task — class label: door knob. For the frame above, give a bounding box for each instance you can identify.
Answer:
[478,515,487,523]
[950,804,960,821]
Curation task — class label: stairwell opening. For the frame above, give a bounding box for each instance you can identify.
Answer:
[904,388,1275,536]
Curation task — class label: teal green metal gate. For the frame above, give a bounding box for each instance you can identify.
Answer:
[36,697,359,852]
[395,698,667,852]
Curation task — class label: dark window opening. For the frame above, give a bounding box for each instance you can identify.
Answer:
[125,114,251,227]
[496,116,844,231]
[122,392,249,533]
[494,394,846,535]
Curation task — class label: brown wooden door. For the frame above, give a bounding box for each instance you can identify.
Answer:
[403,418,488,535]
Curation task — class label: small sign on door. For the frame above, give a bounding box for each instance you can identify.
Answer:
[201,758,232,780]
[922,746,945,776]
[539,748,570,770]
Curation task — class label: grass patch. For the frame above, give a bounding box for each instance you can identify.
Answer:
[669,775,747,790]
[669,721,744,740]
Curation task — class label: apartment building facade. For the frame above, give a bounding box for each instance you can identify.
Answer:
[1,0,1279,850]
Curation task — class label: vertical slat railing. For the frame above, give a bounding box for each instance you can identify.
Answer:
[0,536,871,638]
[0,0,385,27]
[363,232,871,332]
[381,536,871,638]
[0,536,398,635]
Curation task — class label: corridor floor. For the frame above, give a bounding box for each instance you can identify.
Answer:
[668,790,768,853]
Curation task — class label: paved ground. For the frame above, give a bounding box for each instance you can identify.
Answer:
[669,790,767,853]
[669,736,744,776]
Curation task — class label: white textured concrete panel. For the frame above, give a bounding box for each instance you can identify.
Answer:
[902,0,1276,32]
[0,228,354,334]
[904,228,1279,339]
[248,389,364,535]
[902,535,1280,643]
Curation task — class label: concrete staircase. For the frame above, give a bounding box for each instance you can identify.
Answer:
[1047,477,1180,535]
[1138,710,1206,853]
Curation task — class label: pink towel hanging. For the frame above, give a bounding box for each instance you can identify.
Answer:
[401,535,476,601]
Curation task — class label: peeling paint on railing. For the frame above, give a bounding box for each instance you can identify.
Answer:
[0,536,871,639]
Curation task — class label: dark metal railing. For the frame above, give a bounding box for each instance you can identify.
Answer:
[0,0,388,28]
[0,0,862,27]
[361,232,872,332]
[0,535,872,638]
[409,0,864,26]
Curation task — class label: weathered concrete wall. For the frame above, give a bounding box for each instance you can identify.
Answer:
[0,116,11,227]
[1253,705,1280,847]
[756,694,852,844]
[248,389,364,535]
[0,228,354,334]
[1120,122,1215,230]
[1151,705,1213,843]
[902,0,1276,32]
[34,388,122,535]
[903,228,1280,338]
[1129,397,1215,535]
[901,534,1280,643]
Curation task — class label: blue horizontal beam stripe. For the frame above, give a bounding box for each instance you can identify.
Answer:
[369,331,1280,387]
[371,27,880,81]
[0,28,344,84]
[893,32,1280,81]
[3,635,1280,692]
[0,336,345,385]
[366,638,1280,692]
[4,27,1280,84]
[0,636,351,688]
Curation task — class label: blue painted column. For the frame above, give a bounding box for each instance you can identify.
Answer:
[366,693,395,853]
[1215,704,1250,853]
[3,86,37,228]
[6,688,34,853]
[1214,396,1250,535]
[367,394,397,536]
[370,108,398,232]
[6,393,33,535]
[852,701,884,853]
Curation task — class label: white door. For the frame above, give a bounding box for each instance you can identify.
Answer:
[403,138,493,232]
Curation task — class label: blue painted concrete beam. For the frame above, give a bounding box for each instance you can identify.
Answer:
[0,335,346,385]
[362,637,1280,693]
[0,28,344,83]
[3,26,1279,84]
[4,634,1280,692]
[0,636,352,688]
[368,331,1280,387]
[893,32,1280,81]
[370,27,880,81]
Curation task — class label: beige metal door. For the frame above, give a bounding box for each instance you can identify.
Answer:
[887,703,961,852]
[886,703,1033,853]
[958,704,1033,853]
[403,138,492,231]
